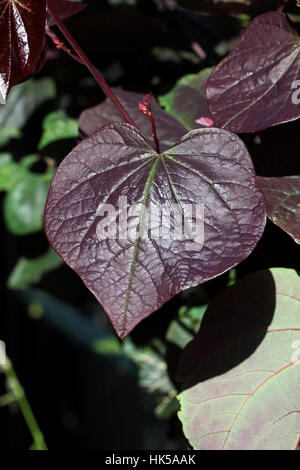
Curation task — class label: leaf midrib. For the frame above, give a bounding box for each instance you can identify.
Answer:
[121,155,160,337]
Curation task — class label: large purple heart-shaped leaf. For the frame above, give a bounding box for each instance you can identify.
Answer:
[44,123,266,338]
[206,12,300,133]
[177,268,300,450]
[79,88,187,148]
[256,176,300,244]
[0,0,47,104]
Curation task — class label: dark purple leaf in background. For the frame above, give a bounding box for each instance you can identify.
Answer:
[206,12,300,133]
[0,0,47,103]
[47,0,86,26]
[256,176,300,244]
[44,123,266,338]
[79,88,187,148]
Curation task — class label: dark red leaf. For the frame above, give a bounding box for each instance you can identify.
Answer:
[44,123,266,338]
[206,12,300,133]
[256,175,300,244]
[47,0,86,26]
[0,0,47,103]
[79,88,188,149]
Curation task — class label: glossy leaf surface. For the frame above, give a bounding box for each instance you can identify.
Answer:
[178,268,300,450]
[44,123,266,337]
[7,248,62,290]
[0,0,47,103]
[206,12,300,133]
[256,176,300,244]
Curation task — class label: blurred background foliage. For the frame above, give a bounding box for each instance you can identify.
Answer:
[0,0,299,450]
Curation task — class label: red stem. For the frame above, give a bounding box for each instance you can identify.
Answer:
[47,4,138,129]
[46,26,84,65]
[148,106,160,154]
[151,119,160,154]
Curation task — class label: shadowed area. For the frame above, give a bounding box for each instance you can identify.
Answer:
[177,270,276,389]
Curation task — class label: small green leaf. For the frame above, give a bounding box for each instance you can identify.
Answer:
[19,155,39,170]
[91,337,121,355]
[0,153,23,191]
[7,248,62,290]
[0,78,56,129]
[4,173,51,235]
[178,305,207,332]
[166,320,193,349]
[38,110,78,150]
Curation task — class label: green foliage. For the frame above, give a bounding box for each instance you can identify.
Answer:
[7,248,62,290]
[0,128,21,148]
[166,320,194,350]
[3,169,53,235]
[122,337,178,419]
[0,153,54,235]
[0,153,19,190]
[0,78,55,129]
[0,154,38,191]
[0,79,58,236]
[0,77,55,150]
[0,347,47,450]
[38,110,78,150]
[92,337,121,355]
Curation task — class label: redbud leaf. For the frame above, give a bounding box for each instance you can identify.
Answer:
[44,123,266,338]
[79,88,187,148]
[206,12,300,133]
[256,176,300,244]
[0,0,47,103]
[177,268,300,450]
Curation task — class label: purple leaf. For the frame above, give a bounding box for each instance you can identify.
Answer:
[47,0,86,26]
[44,123,266,338]
[206,12,300,133]
[177,268,300,450]
[0,0,47,104]
[256,175,300,244]
[79,88,187,148]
